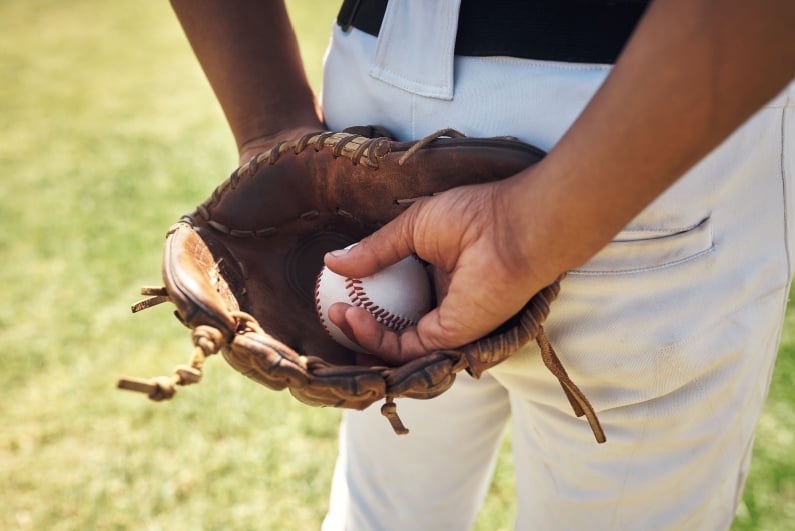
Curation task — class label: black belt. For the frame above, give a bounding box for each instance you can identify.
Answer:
[338,0,650,64]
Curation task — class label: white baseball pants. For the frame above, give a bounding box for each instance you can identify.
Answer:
[318,2,795,529]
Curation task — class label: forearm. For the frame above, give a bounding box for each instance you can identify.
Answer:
[170,0,322,152]
[512,0,795,282]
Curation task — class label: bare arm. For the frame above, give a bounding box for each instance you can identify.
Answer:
[515,0,795,282]
[170,0,323,162]
[326,0,795,362]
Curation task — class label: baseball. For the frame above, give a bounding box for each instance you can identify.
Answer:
[314,246,432,353]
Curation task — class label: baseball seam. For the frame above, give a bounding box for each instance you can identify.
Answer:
[345,278,415,332]
[314,270,334,336]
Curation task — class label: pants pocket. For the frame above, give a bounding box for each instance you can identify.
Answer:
[571,216,714,275]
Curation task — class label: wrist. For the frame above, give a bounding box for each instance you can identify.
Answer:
[495,161,609,288]
[237,119,325,166]
[490,170,564,293]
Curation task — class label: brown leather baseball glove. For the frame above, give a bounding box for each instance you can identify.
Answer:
[119,126,605,443]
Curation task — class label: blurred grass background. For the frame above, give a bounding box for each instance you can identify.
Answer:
[0,1,791,529]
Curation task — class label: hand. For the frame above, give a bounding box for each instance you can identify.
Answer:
[324,175,557,365]
[238,122,324,166]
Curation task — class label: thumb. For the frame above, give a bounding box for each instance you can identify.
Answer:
[324,211,416,278]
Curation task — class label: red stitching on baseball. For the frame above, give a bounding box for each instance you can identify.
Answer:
[344,277,417,332]
[315,270,333,336]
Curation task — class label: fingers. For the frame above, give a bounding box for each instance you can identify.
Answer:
[323,207,418,278]
[328,301,474,364]
[328,302,441,364]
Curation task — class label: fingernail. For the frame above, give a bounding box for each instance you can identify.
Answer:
[330,243,359,257]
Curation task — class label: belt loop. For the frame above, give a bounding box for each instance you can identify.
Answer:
[337,0,362,32]
[369,0,461,101]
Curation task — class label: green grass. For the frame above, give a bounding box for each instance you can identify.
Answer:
[0,1,792,529]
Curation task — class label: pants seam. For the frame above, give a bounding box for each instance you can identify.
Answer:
[780,93,792,290]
